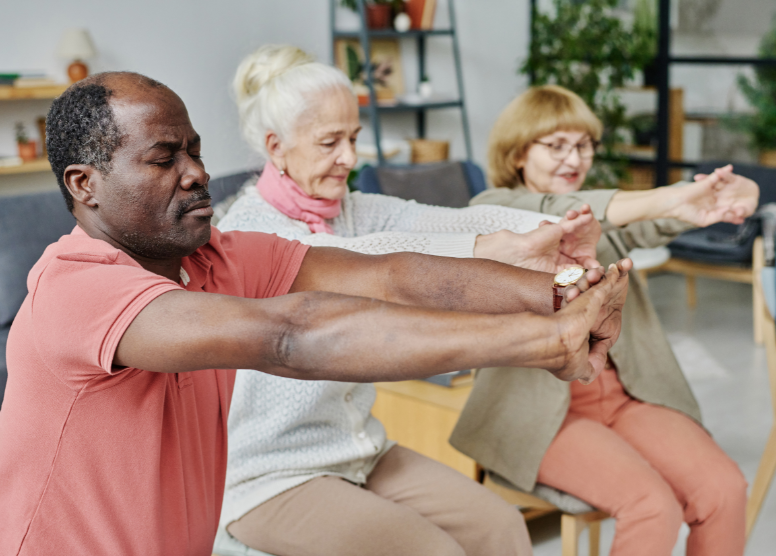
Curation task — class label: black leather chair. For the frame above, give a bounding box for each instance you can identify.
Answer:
[0,171,253,408]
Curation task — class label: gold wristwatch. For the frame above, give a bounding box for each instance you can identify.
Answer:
[552,267,586,312]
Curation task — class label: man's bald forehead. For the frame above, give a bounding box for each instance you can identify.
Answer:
[79,71,168,93]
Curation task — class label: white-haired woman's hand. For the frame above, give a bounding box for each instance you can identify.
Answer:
[474,204,601,273]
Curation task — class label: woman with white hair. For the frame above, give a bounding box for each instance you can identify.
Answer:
[213,45,602,556]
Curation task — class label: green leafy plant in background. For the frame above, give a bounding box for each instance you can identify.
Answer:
[522,0,657,188]
[15,122,29,145]
[732,16,776,155]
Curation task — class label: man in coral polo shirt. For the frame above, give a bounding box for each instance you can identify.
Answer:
[0,72,630,555]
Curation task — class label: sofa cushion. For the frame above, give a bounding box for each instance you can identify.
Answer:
[0,326,7,408]
[0,190,75,328]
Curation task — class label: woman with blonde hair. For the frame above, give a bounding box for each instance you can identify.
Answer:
[213,48,608,556]
[451,84,759,555]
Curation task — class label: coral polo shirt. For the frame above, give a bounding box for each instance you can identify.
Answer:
[0,226,308,556]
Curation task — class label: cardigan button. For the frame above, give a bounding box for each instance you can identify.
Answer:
[344,393,353,402]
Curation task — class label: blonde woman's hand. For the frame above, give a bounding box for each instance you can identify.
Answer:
[667,165,760,227]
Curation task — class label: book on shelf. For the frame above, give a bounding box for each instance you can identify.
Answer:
[422,369,472,388]
[13,77,59,88]
[0,156,23,168]
[405,0,437,29]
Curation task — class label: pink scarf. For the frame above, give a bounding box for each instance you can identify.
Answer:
[256,162,341,234]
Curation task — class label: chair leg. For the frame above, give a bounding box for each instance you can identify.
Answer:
[754,275,765,345]
[685,275,697,308]
[560,514,582,556]
[746,425,776,538]
[588,520,601,556]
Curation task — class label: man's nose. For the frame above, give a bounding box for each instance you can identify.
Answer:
[180,158,209,190]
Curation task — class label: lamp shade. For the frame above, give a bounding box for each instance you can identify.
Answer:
[57,29,97,60]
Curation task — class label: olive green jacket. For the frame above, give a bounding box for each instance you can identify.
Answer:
[449,185,703,492]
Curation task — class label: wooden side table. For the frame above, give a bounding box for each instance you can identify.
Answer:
[372,380,477,479]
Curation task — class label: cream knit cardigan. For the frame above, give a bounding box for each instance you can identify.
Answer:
[215,185,556,533]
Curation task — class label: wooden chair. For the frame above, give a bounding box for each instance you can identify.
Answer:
[746,236,776,538]
[480,470,609,556]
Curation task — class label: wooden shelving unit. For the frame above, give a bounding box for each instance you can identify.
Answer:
[0,158,51,175]
[0,84,68,101]
[0,84,67,177]
[330,0,472,165]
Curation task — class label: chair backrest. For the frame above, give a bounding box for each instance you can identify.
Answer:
[208,169,260,206]
[0,189,76,407]
[353,161,487,208]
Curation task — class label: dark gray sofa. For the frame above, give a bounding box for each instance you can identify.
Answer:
[0,170,256,408]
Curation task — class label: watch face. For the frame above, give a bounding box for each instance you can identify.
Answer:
[554,267,585,286]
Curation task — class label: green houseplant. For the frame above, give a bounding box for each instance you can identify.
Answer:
[521,0,656,187]
[734,16,776,167]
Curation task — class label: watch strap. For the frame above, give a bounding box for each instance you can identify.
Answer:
[553,285,564,312]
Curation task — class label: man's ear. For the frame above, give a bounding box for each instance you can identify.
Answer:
[265,131,287,172]
[63,164,101,209]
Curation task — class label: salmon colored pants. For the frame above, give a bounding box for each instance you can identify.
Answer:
[537,363,747,556]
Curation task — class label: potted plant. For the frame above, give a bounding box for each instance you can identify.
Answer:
[734,16,776,167]
[341,0,403,30]
[15,122,37,162]
[522,0,657,188]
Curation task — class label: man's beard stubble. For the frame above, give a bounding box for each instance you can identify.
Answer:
[120,186,212,260]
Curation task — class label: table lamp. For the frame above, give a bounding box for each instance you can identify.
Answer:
[57,29,97,83]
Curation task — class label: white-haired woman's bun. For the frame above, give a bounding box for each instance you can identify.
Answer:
[233,44,354,158]
[233,45,314,104]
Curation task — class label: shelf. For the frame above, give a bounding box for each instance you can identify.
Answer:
[359,99,463,113]
[668,56,776,66]
[334,29,453,39]
[0,158,52,175]
[0,84,69,101]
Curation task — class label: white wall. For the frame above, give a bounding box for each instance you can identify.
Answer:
[0,0,530,195]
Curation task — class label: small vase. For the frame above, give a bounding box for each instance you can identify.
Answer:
[394,12,411,32]
[760,150,776,168]
[366,3,392,29]
[18,141,37,162]
[418,81,433,99]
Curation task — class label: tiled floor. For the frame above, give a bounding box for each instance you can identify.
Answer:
[529,272,776,555]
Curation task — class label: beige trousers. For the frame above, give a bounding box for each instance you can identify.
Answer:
[227,445,532,556]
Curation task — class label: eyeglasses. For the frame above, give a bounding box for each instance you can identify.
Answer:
[533,139,599,161]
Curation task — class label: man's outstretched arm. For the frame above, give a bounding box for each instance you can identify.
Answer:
[116,250,629,383]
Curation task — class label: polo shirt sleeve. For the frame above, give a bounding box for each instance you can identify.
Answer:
[218,230,310,300]
[30,251,181,385]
